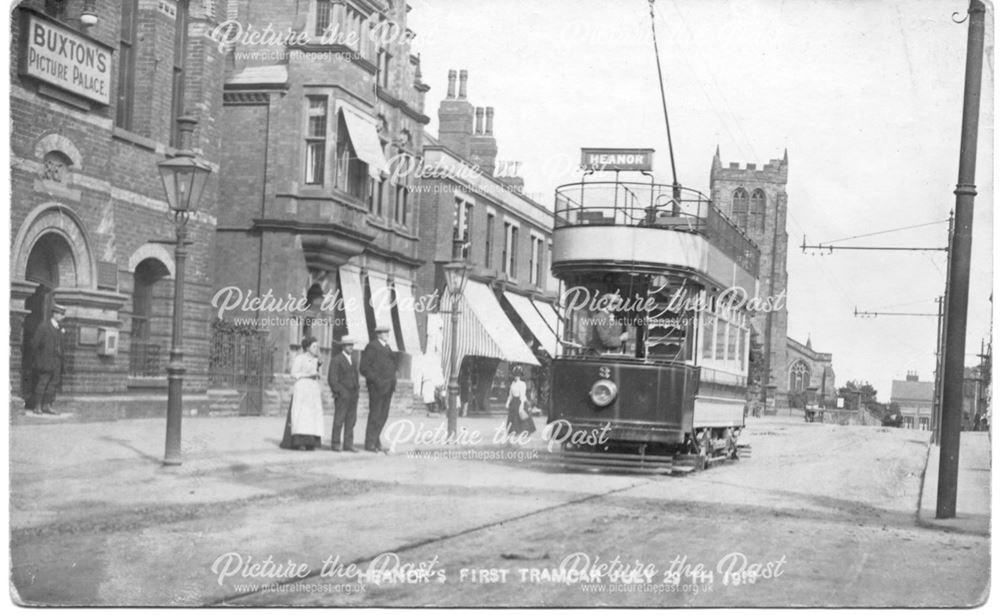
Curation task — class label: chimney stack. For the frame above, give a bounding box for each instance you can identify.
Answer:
[469,103,497,176]
[437,69,474,158]
[458,69,468,99]
[474,107,484,135]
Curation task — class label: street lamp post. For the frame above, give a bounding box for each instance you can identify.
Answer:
[443,241,470,440]
[158,116,212,466]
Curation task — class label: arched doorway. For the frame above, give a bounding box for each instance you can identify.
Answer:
[130,258,172,377]
[20,232,78,407]
[25,232,76,289]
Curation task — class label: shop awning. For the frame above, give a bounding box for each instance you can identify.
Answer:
[339,106,389,179]
[442,280,540,381]
[392,279,423,355]
[339,265,369,346]
[366,270,398,351]
[503,291,557,357]
[532,299,559,339]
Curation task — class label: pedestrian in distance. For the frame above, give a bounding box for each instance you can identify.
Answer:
[328,336,360,452]
[280,336,325,451]
[418,353,445,417]
[360,325,397,452]
[30,303,66,416]
[505,366,536,439]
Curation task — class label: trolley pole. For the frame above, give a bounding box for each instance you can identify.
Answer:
[937,0,985,519]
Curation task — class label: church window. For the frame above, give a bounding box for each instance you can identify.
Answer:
[789,360,810,392]
[731,188,748,229]
[750,189,766,232]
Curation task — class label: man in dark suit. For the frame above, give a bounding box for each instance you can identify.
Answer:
[328,336,360,452]
[30,304,66,415]
[360,326,397,452]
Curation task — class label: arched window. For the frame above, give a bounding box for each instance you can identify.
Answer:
[789,360,811,392]
[130,258,171,377]
[731,188,748,229]
[750,189,766,232]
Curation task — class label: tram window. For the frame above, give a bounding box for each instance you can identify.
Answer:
[727,323,739,363]
[702,316,715,360]
[715,319,727,360]
[739,327,747,369]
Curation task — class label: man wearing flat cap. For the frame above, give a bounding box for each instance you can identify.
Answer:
[360,325,397,452]
[30,304,66,415]
[328,335,360,452]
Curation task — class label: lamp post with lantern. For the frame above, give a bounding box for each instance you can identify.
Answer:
[443,240,470,439]
[158,116,212,466]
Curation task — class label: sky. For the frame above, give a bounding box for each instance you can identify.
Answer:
[408,0,995,401]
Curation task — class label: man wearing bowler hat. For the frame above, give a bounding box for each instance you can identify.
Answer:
[360,325,397,452]
[328,335,360,452]
[30,304,66,415]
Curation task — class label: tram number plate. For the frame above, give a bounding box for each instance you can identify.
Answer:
[598,366,611,378]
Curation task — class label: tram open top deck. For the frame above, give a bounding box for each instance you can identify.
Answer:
[552,181,759,294]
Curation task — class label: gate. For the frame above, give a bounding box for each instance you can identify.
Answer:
[209,319,275,416]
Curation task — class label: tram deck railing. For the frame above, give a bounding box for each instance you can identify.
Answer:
[554,181,760,276]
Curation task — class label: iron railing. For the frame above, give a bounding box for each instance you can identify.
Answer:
[554,181,760,276]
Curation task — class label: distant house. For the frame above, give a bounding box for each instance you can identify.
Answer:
[890,372,935,430]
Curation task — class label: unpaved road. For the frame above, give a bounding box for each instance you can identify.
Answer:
[10,416,989,607]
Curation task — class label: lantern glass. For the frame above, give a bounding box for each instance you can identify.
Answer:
[443,262,469,297]
[158,155,211,213]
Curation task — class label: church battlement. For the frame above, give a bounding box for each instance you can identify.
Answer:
[711,147,789,183]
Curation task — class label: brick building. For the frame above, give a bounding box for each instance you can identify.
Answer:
[890,372,935,430]
[413,69,558,413]
[9,0,226,417]
[213,0,430,413]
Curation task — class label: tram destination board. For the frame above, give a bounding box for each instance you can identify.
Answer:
[581,147,655,172]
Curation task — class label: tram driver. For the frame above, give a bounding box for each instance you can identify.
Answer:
[585,294,630,355]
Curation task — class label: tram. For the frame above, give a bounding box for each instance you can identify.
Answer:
[547,174,760,471]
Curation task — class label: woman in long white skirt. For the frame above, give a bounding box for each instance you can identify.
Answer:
[280,336,325,450]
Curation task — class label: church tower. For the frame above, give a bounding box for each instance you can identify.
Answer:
[710,148,790,410]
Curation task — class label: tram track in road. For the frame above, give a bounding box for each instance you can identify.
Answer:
[212,471,676,606]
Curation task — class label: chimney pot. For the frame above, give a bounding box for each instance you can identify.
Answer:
[458,69,468,99]
[485,107,494,136]
[446,70,457,99]
[474,107,484,135]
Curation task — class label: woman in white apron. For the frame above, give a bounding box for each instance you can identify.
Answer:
[280,336,325,450]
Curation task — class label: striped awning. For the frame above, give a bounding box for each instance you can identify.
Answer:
[532,299,559,340]
[393,279,423,355]
[367,270,398,351]
[339,265,369,346]
[503,291,557,357]
[339,105,389,179]
[441,280,540,381]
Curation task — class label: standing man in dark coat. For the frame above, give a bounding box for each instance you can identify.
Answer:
[360,326,397,452]
[328,336,360,452]
[30,304,66,415]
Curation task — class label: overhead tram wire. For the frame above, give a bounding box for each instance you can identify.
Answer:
[822,219,950,246]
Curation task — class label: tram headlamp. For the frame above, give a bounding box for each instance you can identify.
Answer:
[589,379,618,407]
